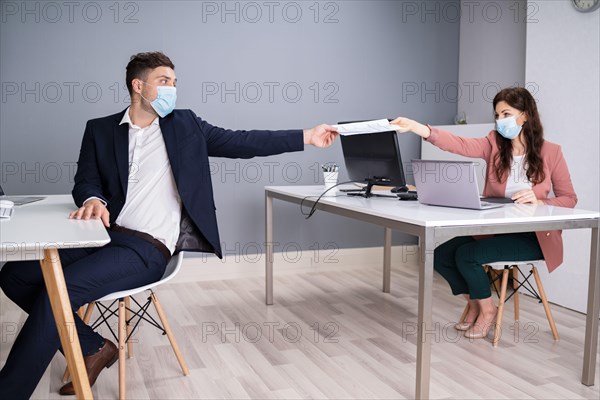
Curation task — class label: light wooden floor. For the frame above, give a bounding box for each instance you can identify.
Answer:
[1,259,599,399]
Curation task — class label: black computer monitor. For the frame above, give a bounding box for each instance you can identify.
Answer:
[339,121,407,198]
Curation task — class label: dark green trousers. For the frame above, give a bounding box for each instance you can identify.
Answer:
[433,233,543,299]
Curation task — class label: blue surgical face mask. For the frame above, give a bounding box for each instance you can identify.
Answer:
[495,113,524,140]
[141,83,177,118]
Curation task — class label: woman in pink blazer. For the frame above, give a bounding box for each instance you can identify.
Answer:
[391,87,577,339]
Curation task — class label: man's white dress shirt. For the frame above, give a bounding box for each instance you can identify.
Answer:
[111,107,181,254]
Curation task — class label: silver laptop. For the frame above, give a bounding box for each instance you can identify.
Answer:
[411,160,503,210]
[0,184,45,206]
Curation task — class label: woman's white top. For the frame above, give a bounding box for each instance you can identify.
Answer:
[504,155,533,198]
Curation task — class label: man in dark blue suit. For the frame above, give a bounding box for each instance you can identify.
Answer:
[0,52,338,398]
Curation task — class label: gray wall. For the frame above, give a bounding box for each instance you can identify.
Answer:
[524,0,599,313]
[1,1,460,254]
[458,0,527,123]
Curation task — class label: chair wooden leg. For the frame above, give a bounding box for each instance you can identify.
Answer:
[150,293,189,376]
[512,266,520,321]
[492,269,510,347]
[531,266,560,341]
[63,302,96,383]
[125,297,134,358]
[118,299,127,400]
[490,268,502,294]
[82,302,96,323]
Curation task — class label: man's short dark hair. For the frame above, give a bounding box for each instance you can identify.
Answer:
[126,51,175,95]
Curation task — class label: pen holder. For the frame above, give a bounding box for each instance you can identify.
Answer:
[323,171,339,195]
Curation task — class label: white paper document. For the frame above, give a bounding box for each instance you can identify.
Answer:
[333,119,400,136]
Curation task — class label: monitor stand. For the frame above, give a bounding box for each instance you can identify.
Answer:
[346,178,396,198]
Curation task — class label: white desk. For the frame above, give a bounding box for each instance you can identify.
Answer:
[265,186,600,399]
[1,195,111,399]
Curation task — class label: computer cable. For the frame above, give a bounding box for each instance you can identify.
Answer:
[300,180,361,219]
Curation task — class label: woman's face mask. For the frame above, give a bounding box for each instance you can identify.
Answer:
[496,112,524,140]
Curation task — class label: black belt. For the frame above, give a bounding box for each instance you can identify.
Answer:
[110,224,171,262]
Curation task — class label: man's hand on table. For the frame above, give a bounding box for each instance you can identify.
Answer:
[69,199,110,227]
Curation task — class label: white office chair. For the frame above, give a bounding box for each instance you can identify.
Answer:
[459,260,559,347]
[64,252,189,399]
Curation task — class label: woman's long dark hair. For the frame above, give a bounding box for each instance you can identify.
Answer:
[492,87,545,184]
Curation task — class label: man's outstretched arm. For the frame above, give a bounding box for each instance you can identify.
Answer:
[191,111,338,158]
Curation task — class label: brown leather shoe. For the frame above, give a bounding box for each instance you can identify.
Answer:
[59,339,118,396]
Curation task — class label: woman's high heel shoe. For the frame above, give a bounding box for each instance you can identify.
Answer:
[464,326,493,339]
[454,322,473,331]
[464,313,497,339]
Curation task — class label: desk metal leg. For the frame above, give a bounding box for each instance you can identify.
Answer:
[583,226,599,385]
[416,229,434,400]
[40,248,93,400]
[383,227,391,293]
[266,193,274,305]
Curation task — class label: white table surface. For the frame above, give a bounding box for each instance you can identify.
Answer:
[1,195,110,261]
[267,185,600,227]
